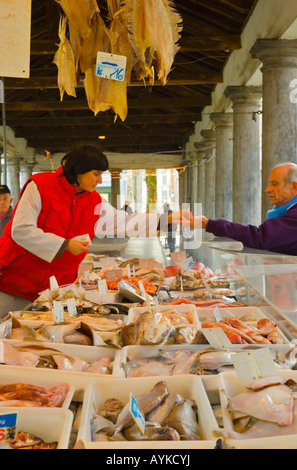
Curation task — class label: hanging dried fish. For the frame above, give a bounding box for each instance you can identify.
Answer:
[56,0,99,43]
[124,0,182,85]
[53,16,77,101]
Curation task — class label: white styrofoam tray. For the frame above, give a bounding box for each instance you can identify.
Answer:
[0,407,73,449]
[218,369,297,449]
[0,368,74,409]
[1,340,122,401]
[77,375,219,449]
[127,304,199,328]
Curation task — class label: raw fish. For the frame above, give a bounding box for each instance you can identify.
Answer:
[166,399,200,440]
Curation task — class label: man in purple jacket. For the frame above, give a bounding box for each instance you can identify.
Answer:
[195,162,297,256]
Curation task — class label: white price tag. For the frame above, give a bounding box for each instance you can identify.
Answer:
[98,279,108,295]
[181,256,194,270]
[214,306,222,322]
[200,327,232,348]
[96,51,127,81]
[49,276,59,290]
[53,300,65,323]
[0,341,4,363]
[84,270,90,283]
[130,393,145,435]
[127,264,131,277]
[145,294,152,314]
[138,281,146,297]
[232,349,277,381]
[66,298,77,317]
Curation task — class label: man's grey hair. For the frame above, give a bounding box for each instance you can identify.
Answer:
[273,162,297,185]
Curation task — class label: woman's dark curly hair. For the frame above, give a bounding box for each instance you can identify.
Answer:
[60,142,109,185]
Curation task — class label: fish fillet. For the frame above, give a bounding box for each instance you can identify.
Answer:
[124,0,182,84]
[53,16,77,101]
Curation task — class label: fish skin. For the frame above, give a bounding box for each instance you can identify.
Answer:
[57,0,99,42]
[228,384,294,426]
[105,381,169,435]
[166,399,200,440]
[124,0,182,84]
[147,393,184,426]
[123,423,180,441]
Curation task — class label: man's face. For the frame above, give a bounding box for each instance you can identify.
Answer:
[265,166,296,207]
[0,193,12,214]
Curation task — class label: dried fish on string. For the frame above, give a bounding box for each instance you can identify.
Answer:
[124,0,182,84]
[53,15,77,100]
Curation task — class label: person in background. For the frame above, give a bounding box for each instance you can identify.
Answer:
[0,185,13,237]
[163,203,177,253]
[193,162,297,256]
[122,200,133,214]
[0,143,194,315]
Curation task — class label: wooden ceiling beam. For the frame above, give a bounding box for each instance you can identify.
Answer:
[4,71,222,89]
[3,96,211,111]
[6,113,202,127]
[31,35,241,54]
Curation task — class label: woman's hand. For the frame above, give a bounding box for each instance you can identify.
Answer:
[168,210,194,226]
[65,240,90,256]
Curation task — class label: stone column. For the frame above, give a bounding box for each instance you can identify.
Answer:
[110,170,121,209]
[190,155,199,213]
[6,155,20,204]
[224,86,262,225]
[200,129,216,220]
[178,168,186,209]
[210,112,234,220]
[194,142,206,212]
[19,158,36,190]
[250,39,297,218]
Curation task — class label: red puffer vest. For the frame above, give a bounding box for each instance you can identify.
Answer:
[0,167,102,301]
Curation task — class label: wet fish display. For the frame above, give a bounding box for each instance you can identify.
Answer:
[120,310,197,346]
[125,348,234,378]
[0,382,70,407]
[92,381,200,441]
[2,341,114,374]
[218,376,297,441]
[201,317,285,345]
[0,431,58,449]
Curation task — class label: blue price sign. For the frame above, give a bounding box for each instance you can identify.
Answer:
[96,51,127,82]
[0,413,17,442]
[129,393,145,435]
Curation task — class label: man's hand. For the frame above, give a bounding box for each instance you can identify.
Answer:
[168,209,194,227]
[65,240,90,256]
[190,215,209,229]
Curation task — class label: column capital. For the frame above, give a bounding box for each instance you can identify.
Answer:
[200,129,216,142]
[110,170,121,179]
[224,86,262,105]
[210,112,233,128]
[250,39,297,68]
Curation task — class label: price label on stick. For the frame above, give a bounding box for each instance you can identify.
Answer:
[130,393,145,435]
[53,300,65,323]
[66,297,77,317]
[0,413,17,442]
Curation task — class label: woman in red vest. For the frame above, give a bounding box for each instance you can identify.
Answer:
[0,142,194,315]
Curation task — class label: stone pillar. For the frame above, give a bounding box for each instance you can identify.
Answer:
[20,158,36,190]
[190,155,199,213]
[194,142,206,212]
[250,39,297,218]
[6,155,20,205]
[178,168,186,209]
[200,129,216,220]
[224,86,262,225]
[145,170,157,212]
[110,170,121,209]
[210,112,234,220]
